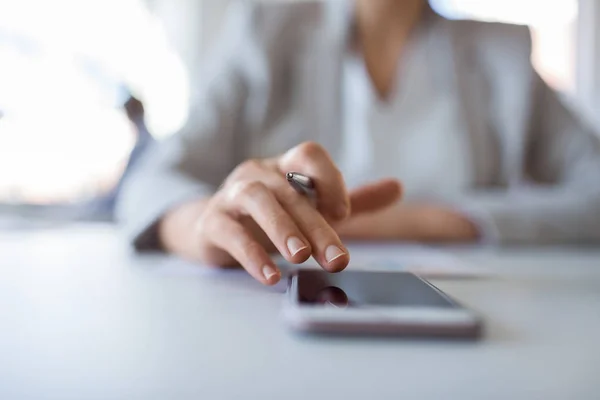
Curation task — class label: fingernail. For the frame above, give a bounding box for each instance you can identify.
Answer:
[262,265,280,281]
[325,245,346,263]
[287,236,308,256]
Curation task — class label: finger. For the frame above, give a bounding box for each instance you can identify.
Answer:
[277,142,350,220]
[281,196,349,273]
[350,179,403,216]
[226,180,312,264]
[207,213,281,286]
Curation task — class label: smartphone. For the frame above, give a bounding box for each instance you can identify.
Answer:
[283,269,482,338]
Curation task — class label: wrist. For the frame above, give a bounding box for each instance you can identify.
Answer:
[158,198,210,255]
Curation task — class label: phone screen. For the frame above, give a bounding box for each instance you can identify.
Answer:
[295,270,457,309]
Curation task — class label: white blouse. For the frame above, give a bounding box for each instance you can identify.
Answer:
[338,22,473,203]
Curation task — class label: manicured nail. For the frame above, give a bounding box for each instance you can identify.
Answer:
[287,236,308,256]
[325,245,346,263]
[262,265,280,281]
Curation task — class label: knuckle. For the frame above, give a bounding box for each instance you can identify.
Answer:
[193,206,215,234]
[193,214,210,236]
[294,141,325,160]
[228,159,262,183]
[228,180,267,202]
[239,158,262,172]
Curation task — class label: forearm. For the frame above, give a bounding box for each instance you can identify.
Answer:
[416,206,480,242]
[337,204,480,243]
[457,188,600,244]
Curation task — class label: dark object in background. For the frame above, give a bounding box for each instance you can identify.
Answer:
[77,92,156,221]
[120,93,155,181]
[124,95,145,124]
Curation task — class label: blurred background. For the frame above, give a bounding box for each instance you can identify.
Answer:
[1,0,599,227]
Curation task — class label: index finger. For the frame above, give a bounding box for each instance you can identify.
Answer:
[277,142,349,221]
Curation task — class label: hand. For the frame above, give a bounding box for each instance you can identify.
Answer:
[336,203,480,242]
[159,142,402,285]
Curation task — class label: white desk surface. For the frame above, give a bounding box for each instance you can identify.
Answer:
[1,225,599,400]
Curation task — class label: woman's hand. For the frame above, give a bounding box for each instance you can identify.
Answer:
[158,142,402,285]
[336,203,480,243]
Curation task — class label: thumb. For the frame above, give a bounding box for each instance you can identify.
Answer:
[349,179,402,216]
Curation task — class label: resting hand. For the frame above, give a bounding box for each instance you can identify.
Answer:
[336,203,479,243]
